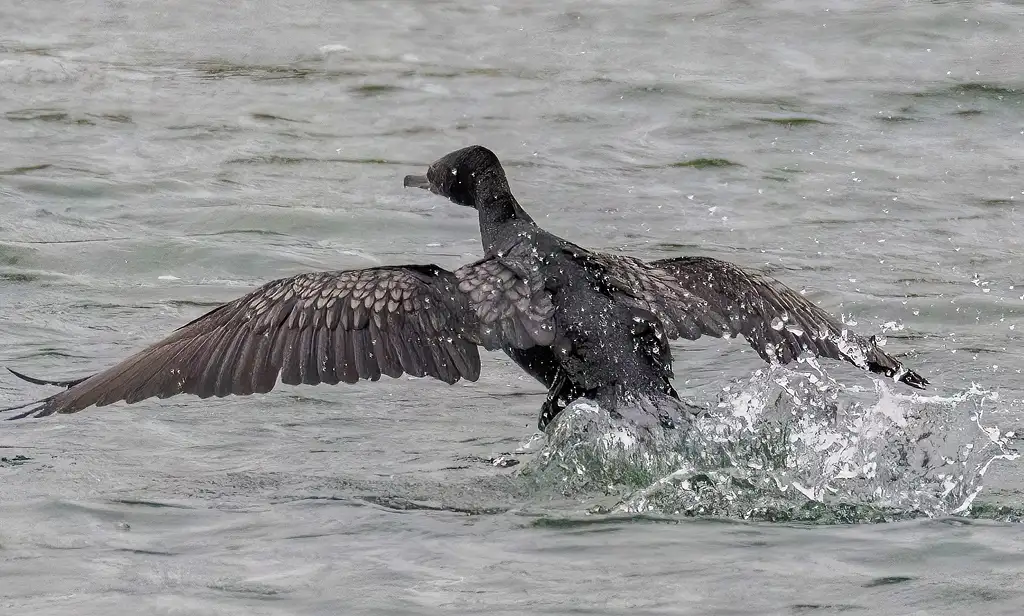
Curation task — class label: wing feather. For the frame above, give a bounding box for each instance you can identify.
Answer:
[575,249,729,341]
[652,256,928,388]
[454,255,556,349]
[3,265,485,419]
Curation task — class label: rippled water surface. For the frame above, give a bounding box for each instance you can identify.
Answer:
[3,1,1024,614]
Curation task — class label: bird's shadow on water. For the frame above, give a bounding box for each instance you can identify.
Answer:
[512,363,1022,525]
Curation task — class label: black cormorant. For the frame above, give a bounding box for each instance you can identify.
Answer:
[1,145,927,430]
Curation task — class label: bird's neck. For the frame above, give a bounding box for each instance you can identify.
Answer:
[475,174,534,252]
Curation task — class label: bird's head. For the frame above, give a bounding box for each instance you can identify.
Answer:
[403,145,505,209]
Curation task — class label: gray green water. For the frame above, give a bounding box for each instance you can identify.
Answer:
[2,1,1024,614]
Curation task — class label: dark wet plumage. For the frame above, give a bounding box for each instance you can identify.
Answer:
[2,145,927,429]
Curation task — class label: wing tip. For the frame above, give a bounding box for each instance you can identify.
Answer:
[3,367,71,420]
[0,395,60,420]
[7,366,89,388]
[7,366,43,385]
[899,368,929,390]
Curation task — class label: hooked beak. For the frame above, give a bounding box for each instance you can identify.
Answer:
[403,174,432,191]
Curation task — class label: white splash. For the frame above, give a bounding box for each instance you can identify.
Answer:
[522,365,1019,523]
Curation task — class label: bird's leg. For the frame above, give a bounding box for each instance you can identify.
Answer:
[537,371,567,431]
[538,368,586,431]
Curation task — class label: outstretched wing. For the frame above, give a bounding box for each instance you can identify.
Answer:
[575,249,732,340]
[3,265,485,419]
[651,256,928,388]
